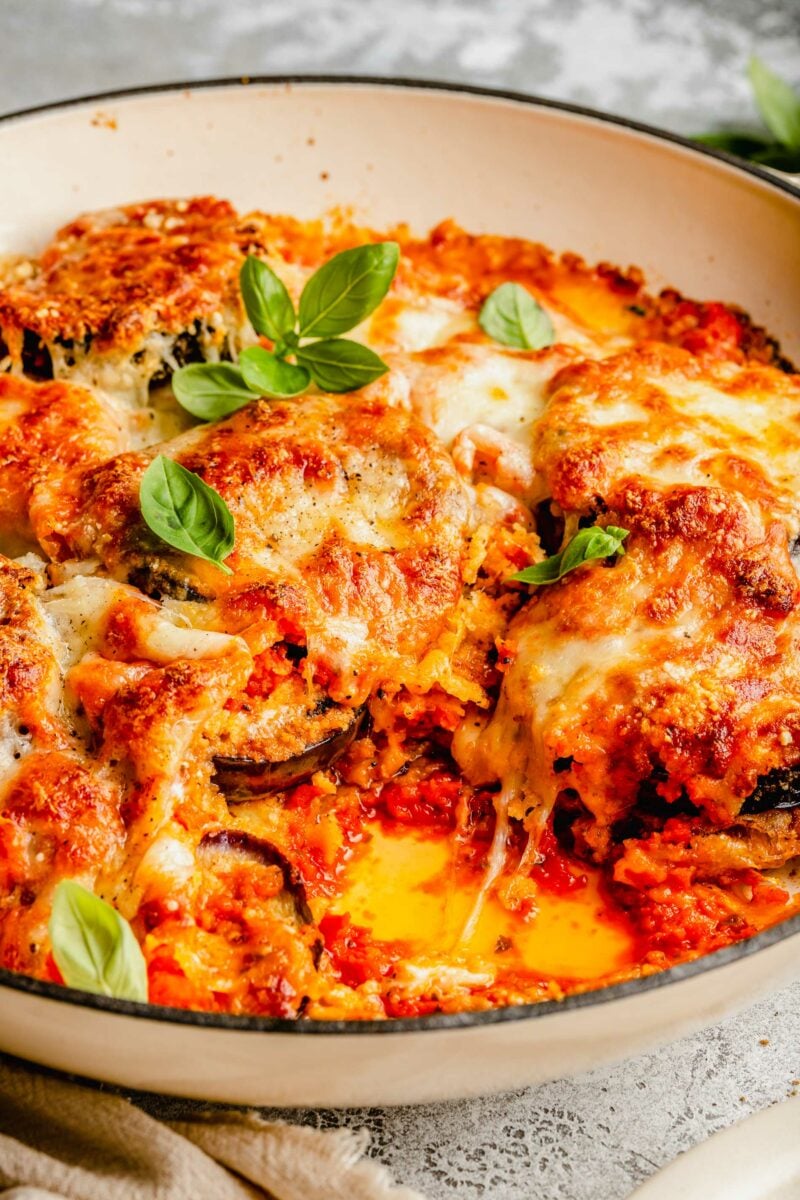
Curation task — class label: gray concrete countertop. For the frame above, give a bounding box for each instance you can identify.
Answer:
[2,0,799,134]
[283,990,800,1197]
[2,1,800,1197]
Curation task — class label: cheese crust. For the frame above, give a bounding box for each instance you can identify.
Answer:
[0,198,797,1019]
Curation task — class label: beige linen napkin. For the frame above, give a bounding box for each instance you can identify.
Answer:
[0,1058,426,1200]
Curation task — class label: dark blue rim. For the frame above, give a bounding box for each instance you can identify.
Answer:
[0,74,798,1035]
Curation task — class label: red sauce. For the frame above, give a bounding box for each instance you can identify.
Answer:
[319,912,406,989]
[532,827,589,896]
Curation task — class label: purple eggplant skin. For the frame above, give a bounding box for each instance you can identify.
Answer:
[739,765,800,815]
[213,707,366,799]
[198,829,314,924]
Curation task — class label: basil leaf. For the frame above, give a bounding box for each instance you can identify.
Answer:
[140,455,235,574]
[49,880,147,1002]
[296,338,389,392]
[509,525,629,586]
[693,131,773,158]
[298,242,399,338]
[750,145,800,172]
[748,56,800,150]
[239,346,310,398]
[240,255,297,341]
[479,283,555,350]
[172,363,259,421]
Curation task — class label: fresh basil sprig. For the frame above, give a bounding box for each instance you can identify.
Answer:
[479,282,555,351]
[509,526,629,586]
[49,880,148,1002]
[172,242,399,420]
[139,455,235,574]
[695,56,800,171]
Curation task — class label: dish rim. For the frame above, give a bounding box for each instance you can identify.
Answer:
[0,72,799,1037]
[2,72,799,202]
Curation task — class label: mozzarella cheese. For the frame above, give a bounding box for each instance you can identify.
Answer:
[0,197,795,1018]
[457,344,800,858]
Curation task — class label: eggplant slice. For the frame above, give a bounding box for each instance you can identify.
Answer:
[739,765,800,815]
[212,674,366,798]
[214,714,364,796]
[198,829,314,924]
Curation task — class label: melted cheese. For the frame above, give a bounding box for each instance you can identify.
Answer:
[337,824,634,983]
[374,344,575,503]
[0,196,795,1019]
[59,393,471,702]
[42,574,243,670]
[0,374,127,556]
[536,344,800,528]
[458,346,800,868]
[0,198,258,404]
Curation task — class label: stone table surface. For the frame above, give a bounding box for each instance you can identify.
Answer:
[2,1,800,1197]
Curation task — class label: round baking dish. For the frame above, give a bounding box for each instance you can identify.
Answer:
[0,77,798,1107]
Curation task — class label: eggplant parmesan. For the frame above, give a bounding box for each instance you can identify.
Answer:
[0,198,797,1019]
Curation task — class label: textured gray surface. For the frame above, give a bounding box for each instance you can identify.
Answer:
[3,1,800,1198]
[0,0,798,133]
[281,988,800,1199]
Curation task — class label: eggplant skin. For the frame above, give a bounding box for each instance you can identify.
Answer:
[127,563,211,603]
[214,707,366,798]
[198,829,314,924]
[21,330,54,379]
[739,765,800,815]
